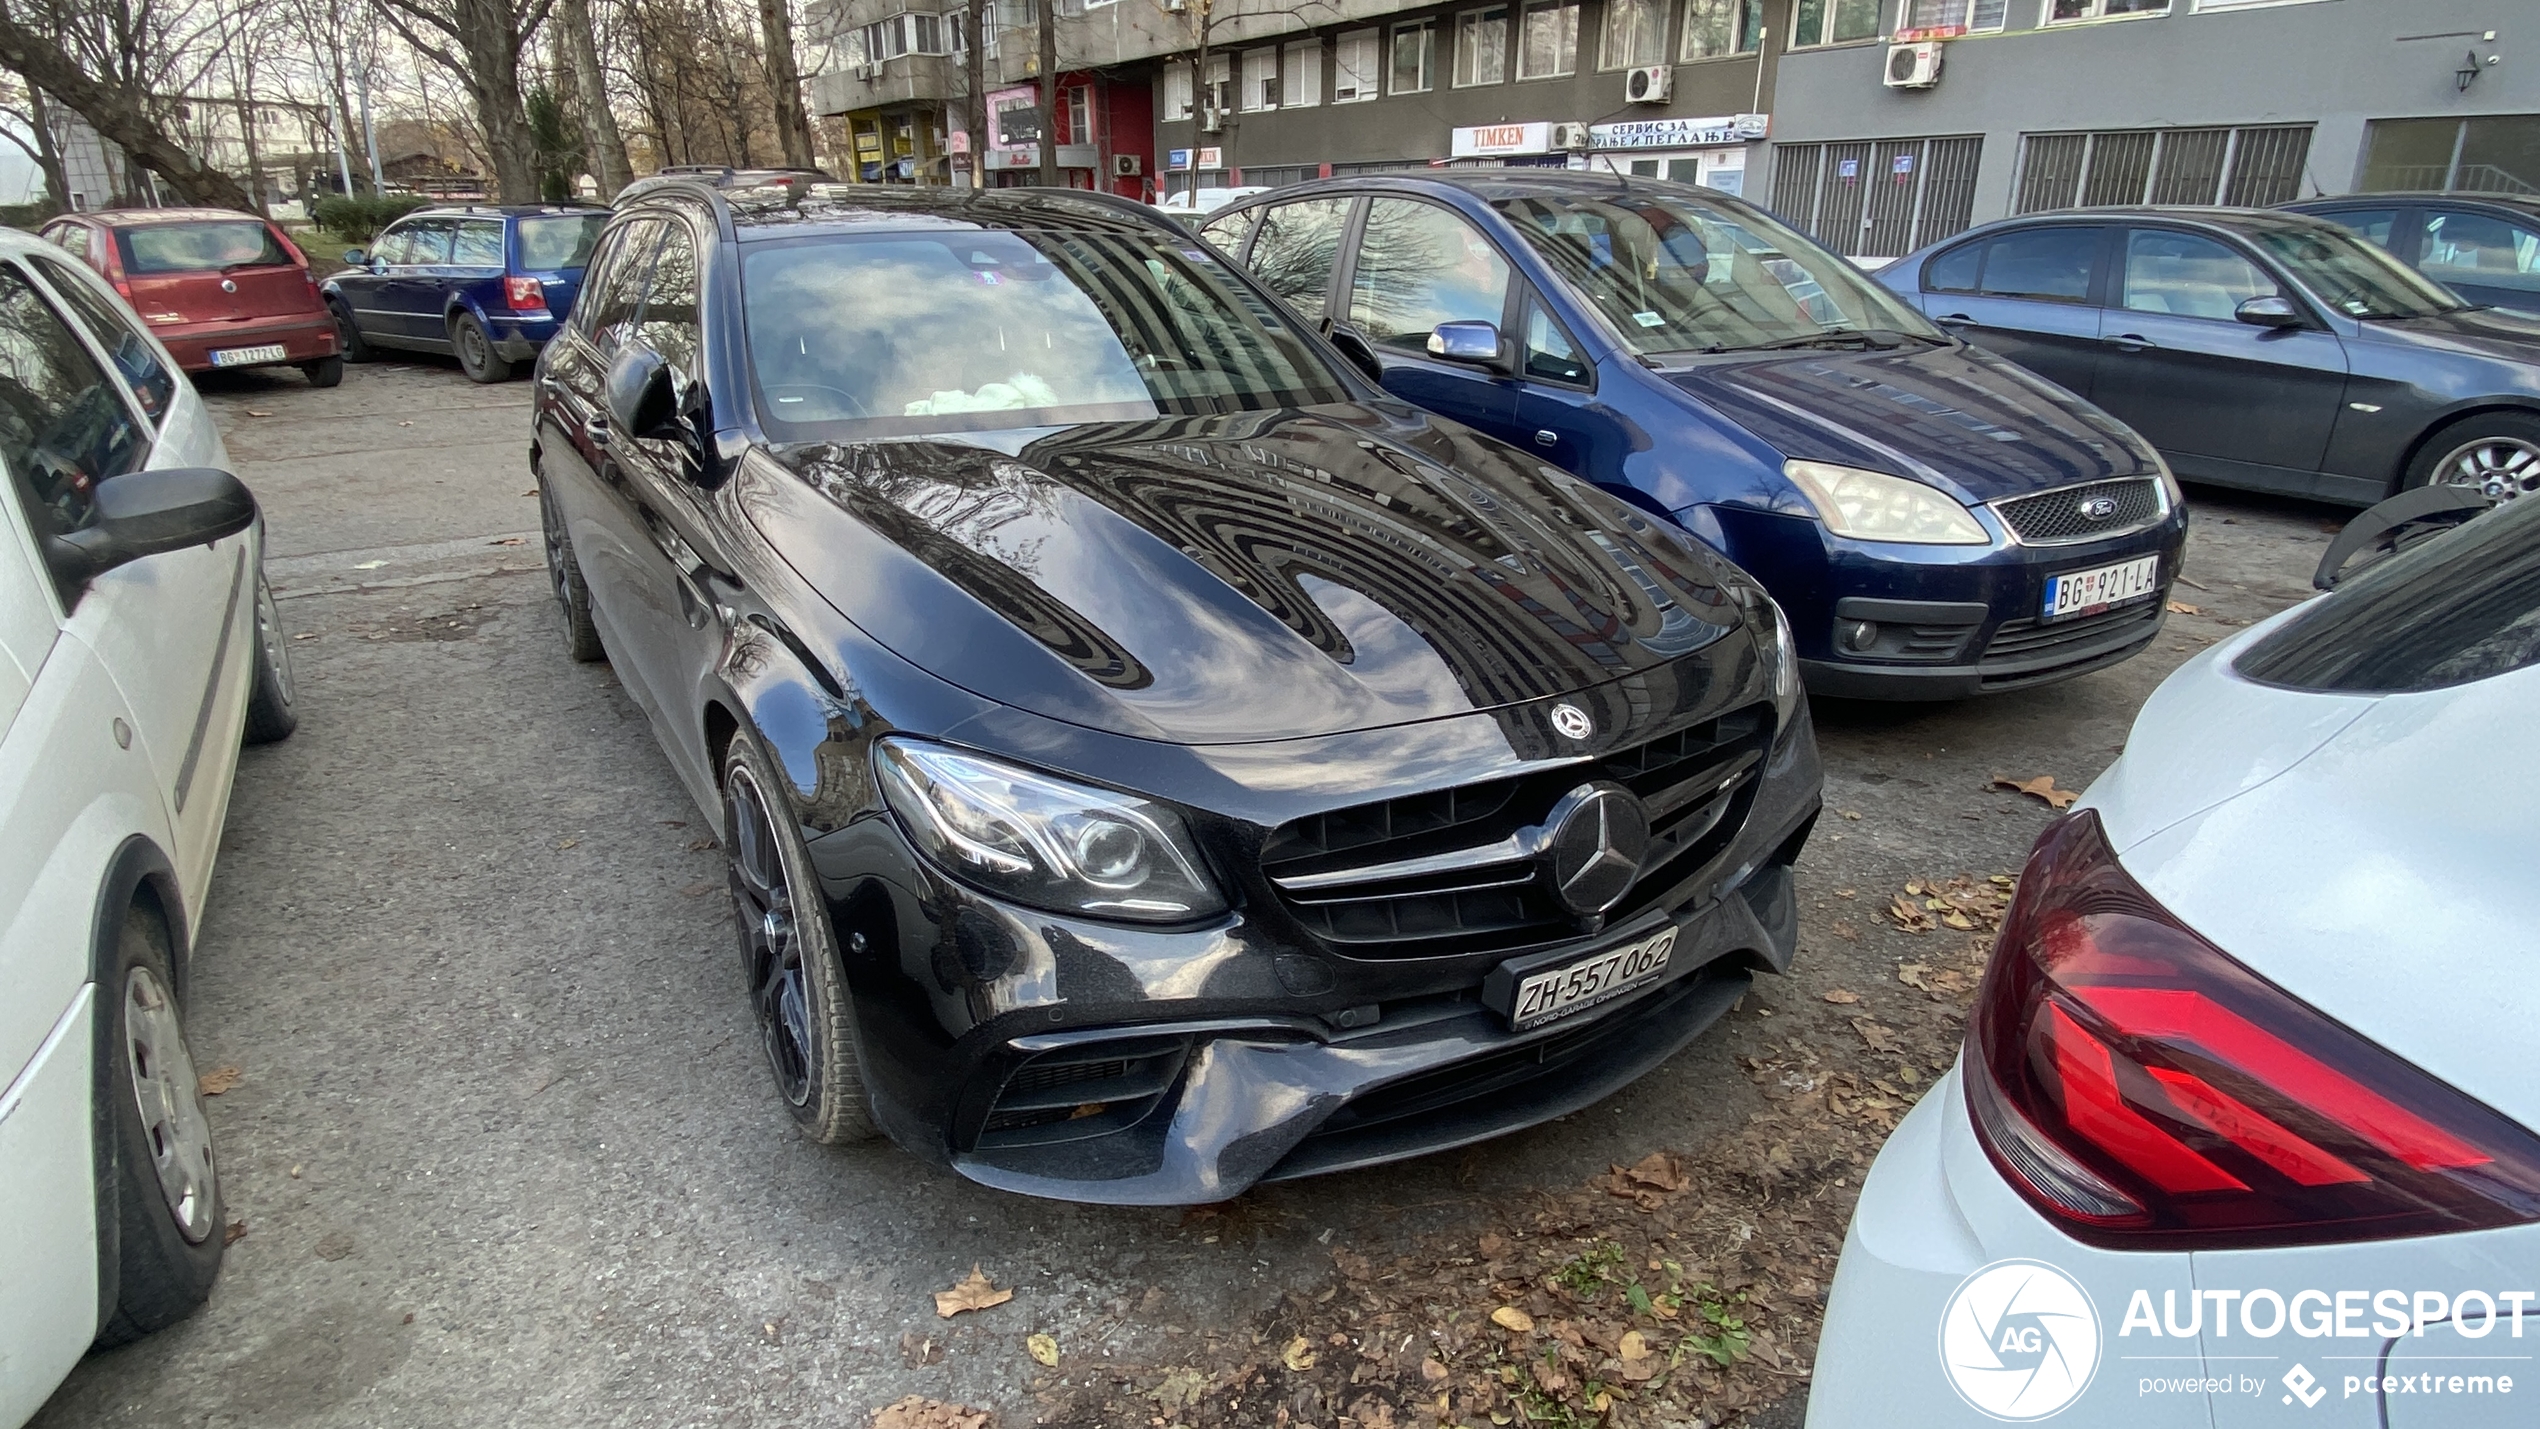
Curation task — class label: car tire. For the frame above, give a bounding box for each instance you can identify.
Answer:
[538,480,606,663]
[241,568,298,744]
[302,355,344,388]
[94,903,224,1349]
[451,313,512,384]
[329,298,373,363]
[2404,411,2540,502]
[722,732,880,1145]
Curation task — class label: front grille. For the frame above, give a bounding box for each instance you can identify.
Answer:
[1981,598,2163,666]
[1260,706,1772,959]
[1992,478,2163,545]
[975,1034,1190,1149]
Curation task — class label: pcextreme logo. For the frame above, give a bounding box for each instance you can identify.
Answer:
[1939,1259,2103,1421]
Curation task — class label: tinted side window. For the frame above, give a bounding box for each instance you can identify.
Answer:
[1925,241,1981,294]
[2312,208,2399,251]
[400,220,457,265]
[2421,210,2540,299]
[1978,227,2099,303]
[1522,298,1586,384]
[372,224,417,266]
[1197,208,1255,258]
[0,265,148,602]
[452,220,507,267]
[635,223,700,374]
[1247,198,1351,323]
[32,254,175,426]
[1349,197,1511,351]
[2237,499,2540,694]
[581,219,662,347]
[2120,230,2277,322]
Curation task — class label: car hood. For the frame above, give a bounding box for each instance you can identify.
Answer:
[742,406,1751,745]
[2090,633,2540,1131]
[2350,305,2540,365]
[1659,340,2154,503]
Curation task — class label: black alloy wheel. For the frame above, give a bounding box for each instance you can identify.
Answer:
[721,736,876,1143]
[451,313,512,383]
[537,480,605,662]
[330,299,372,362]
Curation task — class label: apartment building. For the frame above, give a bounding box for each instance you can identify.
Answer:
[1764,0,2536,258]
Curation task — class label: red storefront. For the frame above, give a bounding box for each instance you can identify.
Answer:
[982,74,1156,199]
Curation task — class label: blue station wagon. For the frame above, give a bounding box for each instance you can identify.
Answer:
[324,204,609,382]
[1201,173,2188,701]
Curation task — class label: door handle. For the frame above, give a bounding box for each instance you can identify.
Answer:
[2103,333,2157,352]
[587,414,611,448]
[1935,312,1974,326]
[1533,429,1560,449]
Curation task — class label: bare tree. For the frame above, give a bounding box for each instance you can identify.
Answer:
[0,23,250,205]
[754,0,811,169]
[0,76,67,205]
[961,0,982,187]
[1035,0,1053,185]
[556,0,627,192]
[372,0,556,200]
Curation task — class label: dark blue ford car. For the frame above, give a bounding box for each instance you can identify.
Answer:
[1201,173,2188,700]
[324,203,609,383]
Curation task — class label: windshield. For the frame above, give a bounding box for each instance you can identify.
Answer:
[2245,223,2465,320]
[1494,190,1941,358]
[118,220,292,274]
[517,214,605,270]
[740,227,1351,441]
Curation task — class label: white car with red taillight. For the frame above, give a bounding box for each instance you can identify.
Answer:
[1809,495,2540,1428]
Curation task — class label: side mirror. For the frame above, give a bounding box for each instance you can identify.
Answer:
[2236,295,2303,328]
[43,467,256,588]
[605,342,689,443]
[1426,320,1506,368]
[1328,327,1386,385]
[341,248,366,265]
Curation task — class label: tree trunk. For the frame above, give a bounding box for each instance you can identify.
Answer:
[1035,0,1054,186]
[962,0,983,189]
[0,21,251,207]
[755,0,813,170]
[559,0,629,194]
[22,82,68,207]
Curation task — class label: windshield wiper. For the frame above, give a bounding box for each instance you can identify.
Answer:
[1736,328,1924,352]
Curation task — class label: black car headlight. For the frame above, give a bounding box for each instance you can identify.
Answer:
[1736,587,1802,731]
[874,738,1226,923]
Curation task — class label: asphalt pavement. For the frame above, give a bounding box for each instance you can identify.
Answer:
[28,357,2338,1429]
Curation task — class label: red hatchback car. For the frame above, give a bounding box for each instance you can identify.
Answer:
[40,207,342,386]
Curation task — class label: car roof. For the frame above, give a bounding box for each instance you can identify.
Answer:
[2285,191,2540,214]
[403,203,608,219]
[1935,205,2361,246]
[626,181,1184,243]
[76,206,269,226]
[1221,168,1744,211]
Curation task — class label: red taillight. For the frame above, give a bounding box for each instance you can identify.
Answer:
[504,275,547,311]
[1966,809,2540,1250]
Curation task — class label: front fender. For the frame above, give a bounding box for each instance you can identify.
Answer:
[714,615,873,833]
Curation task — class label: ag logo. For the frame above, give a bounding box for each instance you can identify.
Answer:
[1938,1259,2101,1421]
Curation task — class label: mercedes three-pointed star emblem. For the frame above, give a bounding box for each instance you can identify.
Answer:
[1539,781,1651,929]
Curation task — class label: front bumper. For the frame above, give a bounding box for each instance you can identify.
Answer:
[805,698,1821,1205]
[1705,500,2188,701]
[152,312,337,372]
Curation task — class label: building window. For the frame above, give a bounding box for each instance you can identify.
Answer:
[1770,135,1983,256]
[2360,115,2540,195]
[1335,28,1381,100]
[1204,52,1231,114]
[1453,8,1509,86]
[1164,62,1193,120]
[1241,46,1279,110]
[2013,124,2311,212]
[1391,20,1435,93]
[1283,39,1323,105]
[1598,0,1665,69]
[1790,0,1881,47]
[1066,85,1091,142]
[1518,0,1578,76]
[2193,0,2324,7]
[1680,0,1762,58]
[2046,0,2168,21]
[1897,0,2004,31]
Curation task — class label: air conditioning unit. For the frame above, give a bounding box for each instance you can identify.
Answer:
[1883,41,1942,88]
[1112,153,1142,176]
[854,62,879,79]
[1623,64,1671,104]
[1550,120,1591,152]
[1163,0,1186,11]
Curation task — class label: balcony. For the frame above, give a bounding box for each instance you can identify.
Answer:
[810,53,963,114]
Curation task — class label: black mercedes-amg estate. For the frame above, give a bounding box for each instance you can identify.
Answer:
[529,179,1822,1204]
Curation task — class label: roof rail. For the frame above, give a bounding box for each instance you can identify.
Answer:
[617,175,739,242]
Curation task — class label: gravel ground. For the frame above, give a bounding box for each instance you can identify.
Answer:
[27,357,2341,1429]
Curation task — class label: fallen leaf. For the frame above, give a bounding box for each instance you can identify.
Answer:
[1491,1306,1535,1333]
[1622,1150,1687,1192]
[1851,1017,1897,1053]
[681,882,718,897]
[1281,1335,1318,1371]
[1839,809,1862,821]
[1026,1332,1060,1366]
[292,631,319,641]
[1992,774,2079,810]
[520,489,538,496]
[899,1331,944,1367]
[1420,1355,1450,1383]
[1150,1367,1209,1411]
[289,1163,303,1178]
[224,1219,248,1246]
[1886,894,1936,932]
[687,837,717,851]
[1821,989,1859,1005]
[352,560,387,570]
[871,1395,996,1429]
[488,537,526,546]
[2165,600,2201,615]
[556,837,580,850]
[196,1065,243,1096]
[1619,1329,1651,1362]
[933,1265,1013,1318]
[245,408,272,417]
[1897,962,1933,991]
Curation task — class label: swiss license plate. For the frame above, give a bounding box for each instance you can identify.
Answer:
[1506,927,1678,1031]
[210,344,288,367]
[2041,554,2159,621]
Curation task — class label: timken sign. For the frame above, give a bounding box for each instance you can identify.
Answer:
[1450,122,1553,158]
